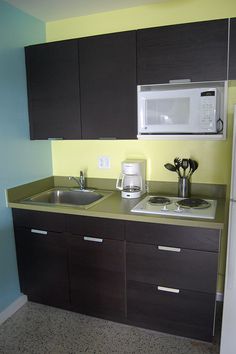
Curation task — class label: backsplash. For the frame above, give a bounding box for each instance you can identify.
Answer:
[51,135,232,185]
[50,82,235,187]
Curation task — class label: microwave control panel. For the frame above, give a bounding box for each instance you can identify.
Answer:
[199,90,217,131]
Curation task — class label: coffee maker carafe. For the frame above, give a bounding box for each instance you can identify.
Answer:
[116,160,146,198]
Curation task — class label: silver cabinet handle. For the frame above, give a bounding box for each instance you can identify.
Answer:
[99,137,117,140]
[169,79,191,84]
[31,229,47,235]
[83,236,103,243]
[157,286,180,294]
[47,137,63,140]
[158,245,181,252]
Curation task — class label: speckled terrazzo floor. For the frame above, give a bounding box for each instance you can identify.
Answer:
[0,302,221,354]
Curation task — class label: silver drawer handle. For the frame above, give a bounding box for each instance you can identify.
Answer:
[158,245,181,252]
[83,236,103,243]
[157,286,180,294]
[31,229,47,235]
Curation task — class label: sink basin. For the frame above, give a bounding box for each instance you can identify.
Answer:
[21,187,112,208]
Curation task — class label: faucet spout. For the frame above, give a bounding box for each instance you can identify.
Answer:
[69,171,85,190]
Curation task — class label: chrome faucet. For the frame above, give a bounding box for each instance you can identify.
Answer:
[69,171,85,190]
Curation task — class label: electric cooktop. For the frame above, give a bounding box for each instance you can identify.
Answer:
[131,196,217,219]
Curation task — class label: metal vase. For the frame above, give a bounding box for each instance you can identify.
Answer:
[178,177,190,198]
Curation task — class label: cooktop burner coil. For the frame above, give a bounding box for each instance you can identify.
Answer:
[176,198,211,209]
[148,196,171,205]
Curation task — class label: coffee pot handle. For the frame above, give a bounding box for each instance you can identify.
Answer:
[116,173,125,190]
[139,175,143,191]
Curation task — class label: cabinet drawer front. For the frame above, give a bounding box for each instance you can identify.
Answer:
[127,242,218,293]
[127,280,215,342]
[126,221,220,252]
[67,215,125,240]
[12,209,66,233]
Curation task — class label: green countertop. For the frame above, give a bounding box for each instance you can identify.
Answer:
[7,176,226,229]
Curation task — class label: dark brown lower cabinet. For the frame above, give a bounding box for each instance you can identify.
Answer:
[125,221,220,342]
[14,228,70,309]
[69,235,125,320]
[127,280,215,342]
[12,209,220,343]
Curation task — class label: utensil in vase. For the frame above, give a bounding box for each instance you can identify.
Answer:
[188,160,198,178]
[164,163,177,173]
[187,158,194,177]
[181,159,189,177]
[174,157,182,177]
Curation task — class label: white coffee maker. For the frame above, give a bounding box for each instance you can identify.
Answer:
[116,159,146,198]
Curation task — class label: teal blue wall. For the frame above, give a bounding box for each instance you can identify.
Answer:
[0,1,52,312]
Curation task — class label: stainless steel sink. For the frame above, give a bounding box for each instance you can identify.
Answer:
[21,187,112,208]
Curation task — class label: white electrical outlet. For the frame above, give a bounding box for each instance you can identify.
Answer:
[98,156,110,169]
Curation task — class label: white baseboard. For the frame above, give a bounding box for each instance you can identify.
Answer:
[0,294,27,326]
[216,292,224,302]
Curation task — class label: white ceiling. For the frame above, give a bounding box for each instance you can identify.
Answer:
[5,0,169,22]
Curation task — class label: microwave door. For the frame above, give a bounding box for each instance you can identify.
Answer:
[138,88,218,134]
[139,91,196,133]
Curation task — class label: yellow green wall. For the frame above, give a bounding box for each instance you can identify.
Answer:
[47,0,236,41]
[47,0,236,184]
[46,0,236,293]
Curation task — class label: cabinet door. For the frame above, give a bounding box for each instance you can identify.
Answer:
[137,19,228,84]
[79,31,137,139]
[25,40,81,139]
[69,235,125,320]
[229,18,236,79]
[14,228,70,309]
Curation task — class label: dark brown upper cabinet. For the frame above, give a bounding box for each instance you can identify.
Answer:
[137,19,228,85]
[25,40,81,139]
[229,18,236,79]
[79,31,137,139]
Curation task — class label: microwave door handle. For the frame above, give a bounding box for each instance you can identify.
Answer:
[116,173,125,190]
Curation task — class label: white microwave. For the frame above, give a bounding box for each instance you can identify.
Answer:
[137,84,225,136]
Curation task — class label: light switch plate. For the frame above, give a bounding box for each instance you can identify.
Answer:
[98,156,111,169]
